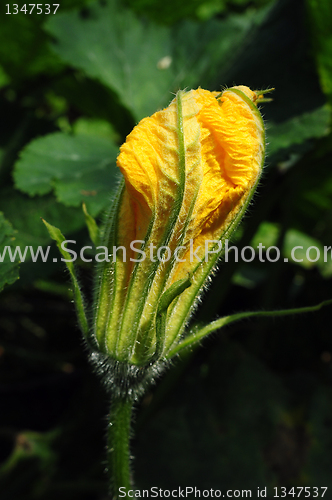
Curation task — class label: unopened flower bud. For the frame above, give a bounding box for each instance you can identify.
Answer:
[92,86,265,393]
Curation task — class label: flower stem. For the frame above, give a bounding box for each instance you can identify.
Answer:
[108,396,134,499]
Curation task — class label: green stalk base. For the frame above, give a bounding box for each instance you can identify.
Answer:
[108,396,134,499]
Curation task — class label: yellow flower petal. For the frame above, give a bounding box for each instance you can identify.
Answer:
[117,86,264,280]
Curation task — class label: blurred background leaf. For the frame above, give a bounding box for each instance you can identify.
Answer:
[45,0,273,120]
[0,213,20,292]
[306,0,332,105]
[13,132,119,215]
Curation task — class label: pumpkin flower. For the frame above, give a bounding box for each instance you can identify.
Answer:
[42,86,332,498]
[92,86,265,373]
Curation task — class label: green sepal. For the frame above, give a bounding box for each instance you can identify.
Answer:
[111,91,188,363]
[253,88,274,103]
[153,275,191,362]
[82,202,100,246]
[167,298,332,358]
[42,218,89,339]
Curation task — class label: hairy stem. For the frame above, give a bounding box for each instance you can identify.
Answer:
[108,396,134,499]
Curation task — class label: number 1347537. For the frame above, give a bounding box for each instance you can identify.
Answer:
[6,4,59,14]
[274,487,328,498]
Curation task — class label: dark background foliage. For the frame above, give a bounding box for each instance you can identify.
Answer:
[0,0,332,498]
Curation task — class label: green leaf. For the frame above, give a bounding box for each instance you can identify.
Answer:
[45,0,272,120]
[283,229,332,278]
[82,202,100,247]
[283,229,324,270]
[0,191,88,284]
[0,190,85,249]
[72,117,120,142]
[0,430,57,476]
[0,212,20,292]
[171,7,271,92]
[251,221,280,248]
[42,219,89,339]
[0,4,59,82]
[46,0,173,120]
[0,0,93,82]
[267,105,330,161]
[306,0,332,103]
[13,132,119,216]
